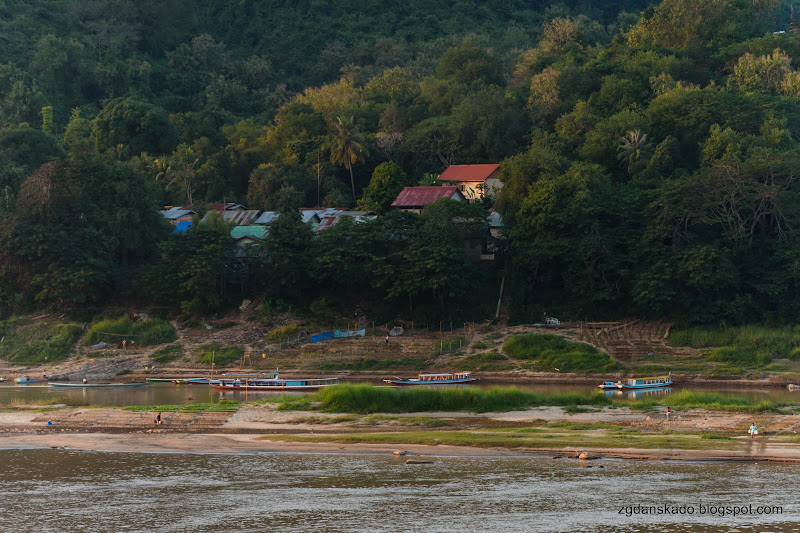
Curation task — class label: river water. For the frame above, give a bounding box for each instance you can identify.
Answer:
[0,448,796,532]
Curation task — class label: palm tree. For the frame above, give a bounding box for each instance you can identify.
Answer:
[329,117,369,204]
[617,130,652,173]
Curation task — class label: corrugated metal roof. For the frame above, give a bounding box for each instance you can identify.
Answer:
[182,202,246,211]
[231,226,267,240]
[161,207,194,220]
[205,209,261,226]
[253,211,281,225]
[438,164,500,182]
[391,186,464,208]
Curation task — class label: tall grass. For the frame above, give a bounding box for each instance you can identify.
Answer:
[312,384,612,413]
[84,316,176,346]
[668,325,800,366]
[0,319,82,364]
[150,343,183,363]
[503,334,620,373]
[627,390,782,412]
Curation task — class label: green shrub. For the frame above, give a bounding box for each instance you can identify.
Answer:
[503,334,620,373]
[194,343,243,366]
[151,343,183,363]
[472,341,488,350]
[267,324,300,342]
[84,316,176,346]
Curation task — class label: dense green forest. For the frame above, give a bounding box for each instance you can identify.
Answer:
[1,0,800,327]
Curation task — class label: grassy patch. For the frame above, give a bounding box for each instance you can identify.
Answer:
[84,316,176,347]
[668,325,800,366]
[432,337,467,356]
[122,400,239,413]
[150,343,183,363]
[194,343,244,366]
[261,429,745,451]
[275,395,315,411]
[457,351,512,371]
[471,341,488,350]
[0,318,82,364]
[619,390,784,412]
[503,334,621,373]
[309,384,611,414]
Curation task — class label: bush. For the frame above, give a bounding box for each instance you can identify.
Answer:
[267,324,300,342]
[84,316,176,346]
[706,347,770,366]
[503,333,620,373]
[194,343,243,366]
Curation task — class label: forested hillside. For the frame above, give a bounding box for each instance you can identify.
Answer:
[1,0,799,327]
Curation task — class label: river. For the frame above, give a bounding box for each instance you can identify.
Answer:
[0,448,796,532]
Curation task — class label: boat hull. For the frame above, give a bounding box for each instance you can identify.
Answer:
[49,382,149,388]
[384,378,477,386]
[212,384,334,391]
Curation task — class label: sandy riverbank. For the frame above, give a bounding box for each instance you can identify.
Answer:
[1,404,798,463]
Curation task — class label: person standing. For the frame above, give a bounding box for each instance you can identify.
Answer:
[157,413,162,425]
[666,407,671,421]
[385,335,390,345]
[749,422,758,440]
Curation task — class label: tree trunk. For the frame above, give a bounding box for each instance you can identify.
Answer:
[348,165,356,204]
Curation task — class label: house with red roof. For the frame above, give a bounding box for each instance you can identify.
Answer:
[438,164,502,202]
[391,186,466,213]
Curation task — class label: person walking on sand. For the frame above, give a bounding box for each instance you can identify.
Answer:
[157,413,162,425]
[666,407,671,421]
[749,422,758,440]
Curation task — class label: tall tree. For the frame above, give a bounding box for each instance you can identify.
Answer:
[328,116,368,205]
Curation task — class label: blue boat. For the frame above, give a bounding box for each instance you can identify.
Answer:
[383,372,476,386]
[597,381,621,389]
[616,375,672,390]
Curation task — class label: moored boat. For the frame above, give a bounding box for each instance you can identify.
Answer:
[49,382,149,388]
[597,381,621,389]
[14,376,48,384]
[212,376,338,391]
[383,372,476,386]
[616,375,672,390]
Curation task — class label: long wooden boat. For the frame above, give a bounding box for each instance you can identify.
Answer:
[616,375,672,390]
[49,382,149,388]
[212,376,338,391]
[383,372,476,386]
[597,381,621,389]
[146,378,181,382]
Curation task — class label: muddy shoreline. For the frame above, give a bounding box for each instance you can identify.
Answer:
[1,404,798,463]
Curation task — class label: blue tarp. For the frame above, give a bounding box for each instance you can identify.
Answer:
[310,333,322,343]
[311,330,344,342]
[334,328,365,338]
[173,221,193,234]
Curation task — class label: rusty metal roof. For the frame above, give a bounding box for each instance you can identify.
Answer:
[391,186,465,208]
[438,164,500,182]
